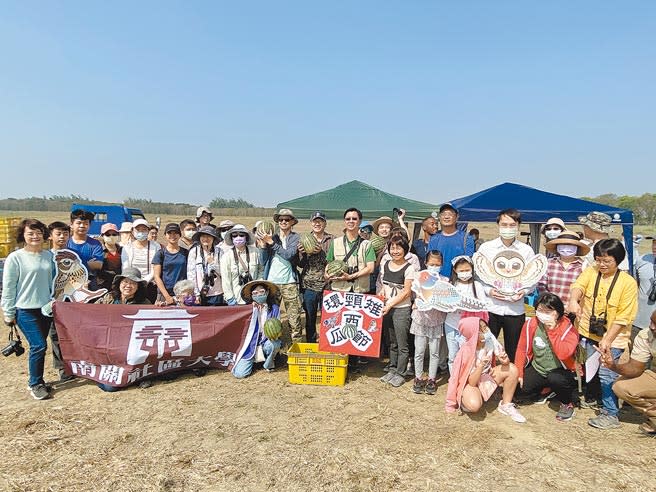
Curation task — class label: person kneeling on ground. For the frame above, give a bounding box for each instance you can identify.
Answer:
[445,317,526,423]
[600,309,656,435]
[232,280,283,378]
[515,293,580,422]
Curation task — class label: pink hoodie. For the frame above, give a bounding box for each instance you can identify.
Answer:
[445,317,481,413]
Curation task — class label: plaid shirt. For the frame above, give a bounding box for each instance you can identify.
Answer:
[537,257,584,305]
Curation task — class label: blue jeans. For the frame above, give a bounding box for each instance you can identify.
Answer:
[233,339,282,378]
[444,321,464,374]
[16,309,50,387]
[302,289,322,342]
[599,347,624,417]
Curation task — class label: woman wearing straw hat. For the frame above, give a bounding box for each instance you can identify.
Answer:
[537,230,589,306]
[187,225,224,306]
[232,280,282,378]
[221,224,263,305]
[541,217,566,259]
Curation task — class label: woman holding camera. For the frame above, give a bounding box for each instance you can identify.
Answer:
[567,238,638,429]
[1,219,56,400]
[221,224,263,305]
[187,226,223,306]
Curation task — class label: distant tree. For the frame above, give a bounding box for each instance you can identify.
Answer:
[208,197,255,208]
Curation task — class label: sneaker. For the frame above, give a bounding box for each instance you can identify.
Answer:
[383,363,392,373]
[497,402,526,423]
[412,378,426,394]
[579,398,600,410]
[29,383,51,400]
[402,362,414,378]
[58,373,76,383]
[388,373,406,387]
[425,378,437,395]
[588,412,621,430]
[638,421,656,436]
[380,372,395,383]
[556,403,576,422]
[138,380,154,389]
[535,391,557,405]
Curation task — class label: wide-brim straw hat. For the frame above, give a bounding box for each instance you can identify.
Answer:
[273,208,298,226]
[240,280,280,304]
[372,216,394,234]
[223,224,254,247]
[192,225,219,243]
[545,230,590,256]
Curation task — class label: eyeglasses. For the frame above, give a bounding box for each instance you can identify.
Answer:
[344,217,359,221]
[231,233,247,238]
[596,257,616,266]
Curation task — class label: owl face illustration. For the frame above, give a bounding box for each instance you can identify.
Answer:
[493,251,525,279]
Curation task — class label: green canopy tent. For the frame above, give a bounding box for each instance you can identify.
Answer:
[276,180,439,222]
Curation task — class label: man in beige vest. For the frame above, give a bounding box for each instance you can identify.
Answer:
[325,208,376,293]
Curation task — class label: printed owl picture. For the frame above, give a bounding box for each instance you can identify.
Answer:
[472,250,548,297]
[52,249,107,303]
[411,272,491,312]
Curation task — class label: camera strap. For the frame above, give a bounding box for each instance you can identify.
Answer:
[233,246,250,274]
[590,270,620,319]
[8,324,22,343]
[342,236,361,265]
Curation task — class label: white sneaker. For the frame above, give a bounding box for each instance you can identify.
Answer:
[498,402,526,423]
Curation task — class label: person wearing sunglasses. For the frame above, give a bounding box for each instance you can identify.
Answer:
[98,223,122,290]
[258,208,303,339]
[221,224,263,305]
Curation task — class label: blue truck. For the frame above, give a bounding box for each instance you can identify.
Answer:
[71,203,147,236]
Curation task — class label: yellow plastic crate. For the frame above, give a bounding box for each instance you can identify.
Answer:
[287,342,348,386]
[0,217,21,227]
[0,243,18,258]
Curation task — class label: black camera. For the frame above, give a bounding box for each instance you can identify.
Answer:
[238,272,253,286]
[588,315,607,337]
[347,265,359,276]
[392,207,402,217]
[2,338,25,357]
[648,279,656,303]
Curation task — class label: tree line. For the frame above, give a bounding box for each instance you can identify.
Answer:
[581,193,656,225]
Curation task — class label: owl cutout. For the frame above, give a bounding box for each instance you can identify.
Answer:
[52,249,107,303]
[473,250,547,297]
[411,271,491,312]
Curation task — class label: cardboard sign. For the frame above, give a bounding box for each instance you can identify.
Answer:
[319,290,383,357]
[411,272,491,312]
[473,250,548,297]
[52,249,107,303]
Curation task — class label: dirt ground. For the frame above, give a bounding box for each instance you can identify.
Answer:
[1,212,654,492]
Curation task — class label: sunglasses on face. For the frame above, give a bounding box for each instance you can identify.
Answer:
[104,233,119,237]
[278,218,291,223]
[231,233,247,238]
[344,217,359,221]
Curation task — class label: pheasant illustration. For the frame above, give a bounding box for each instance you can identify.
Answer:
[52,249,107,303]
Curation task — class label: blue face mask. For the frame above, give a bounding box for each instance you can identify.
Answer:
[427,265,441,276]
[134,231,148,241]
[252,293,268,304]
[183,295,196,306]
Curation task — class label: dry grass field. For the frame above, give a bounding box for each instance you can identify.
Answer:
[1,211,654,492]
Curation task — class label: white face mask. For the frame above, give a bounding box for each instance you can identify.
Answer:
[556,244,578,257]
[426,265,441,276]
[536,311,555,325]
[457,271,473,281]
[545,230,560,240]
[499,226,517,240]
[184,230,195,240]
[104,236,119,245]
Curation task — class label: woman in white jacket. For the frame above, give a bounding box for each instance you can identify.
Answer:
[187,226,223,305]
[220,224,263,305]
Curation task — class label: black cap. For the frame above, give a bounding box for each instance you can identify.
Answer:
[310,211,327,221]
[439,203,458,214]
[164,223,181,234]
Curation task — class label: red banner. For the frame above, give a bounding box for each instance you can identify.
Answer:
[53,302,252,387]
[318,290,383,357]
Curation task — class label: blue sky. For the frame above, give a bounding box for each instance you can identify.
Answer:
[0,1,654,207]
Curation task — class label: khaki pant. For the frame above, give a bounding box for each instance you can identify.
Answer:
[613,370,656,426]
[278,283,303,337]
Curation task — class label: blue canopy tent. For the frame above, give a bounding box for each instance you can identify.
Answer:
[446,182,635,270]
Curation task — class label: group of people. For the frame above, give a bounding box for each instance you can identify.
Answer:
[2,204,655,436]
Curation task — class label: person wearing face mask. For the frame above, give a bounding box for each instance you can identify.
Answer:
[232,280,282,378]
[515,293,580,422]
[221,224,263,306]
[172,279,198,306]
[541,217,566,259]
[445,255,489,373]
[537,230,589,306]
[118,222,133,247]
[476,208,537,364]
[97,223,123,291]
[178,219,197,250]
[120,219,161,303]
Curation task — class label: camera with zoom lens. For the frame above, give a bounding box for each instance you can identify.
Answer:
[588,315,607,337]
[648,279,656,303]
[347,265,359,276]
[2,338,25,357]
[238,272,253,286]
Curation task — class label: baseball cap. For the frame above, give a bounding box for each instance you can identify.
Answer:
[132,218,149,229]
[164,223,181,234]
[100,223,119,235]
[310,211,327,221]
[439,203,458,214]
